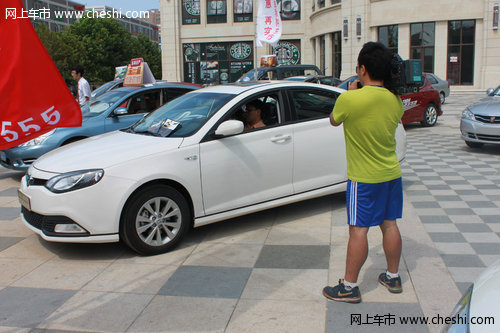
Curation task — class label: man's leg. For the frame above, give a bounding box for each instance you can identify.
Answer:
[378,219,403,293]
[379,220,401,273]
[344,225,369,283]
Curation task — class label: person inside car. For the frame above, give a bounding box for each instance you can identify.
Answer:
[243,100,266,130]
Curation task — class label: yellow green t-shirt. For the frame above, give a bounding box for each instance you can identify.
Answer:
[332,86,404,183]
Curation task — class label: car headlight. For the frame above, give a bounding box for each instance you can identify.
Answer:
[442,284,473,332]
[45,169,104,193]
[19,129,56,147]
[461,108,475,121]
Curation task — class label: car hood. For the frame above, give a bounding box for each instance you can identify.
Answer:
[469,97,500,116]
[33,131,184,173]
[470,259,500,332]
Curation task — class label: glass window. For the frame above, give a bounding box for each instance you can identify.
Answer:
[183,42,254,85]
[234,0,252,22]
[332,31,342,79]
[410,22,435,73]
[127,90,162,114]
[318,0,325,9]
[182,0,200,24]
[289,89,339,120]
[207,0,227,23]
[378,25,398,53]
[447,20,475,85]
[277,0,300,20]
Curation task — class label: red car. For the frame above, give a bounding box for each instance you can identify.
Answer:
[338,73,442,126]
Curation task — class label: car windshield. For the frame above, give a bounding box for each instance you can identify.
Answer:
[91,80,117,98]
[237,68,267,82]
[130,91,234,137]
[82,90,129,117]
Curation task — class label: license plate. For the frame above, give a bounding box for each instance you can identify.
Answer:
[18,190,31,211]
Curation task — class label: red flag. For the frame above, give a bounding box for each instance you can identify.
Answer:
[0,0,82,150]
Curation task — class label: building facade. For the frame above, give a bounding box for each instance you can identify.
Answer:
[21,0,85,32]
[160,0,500,90]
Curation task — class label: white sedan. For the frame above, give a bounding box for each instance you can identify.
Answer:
[18,82,407,255]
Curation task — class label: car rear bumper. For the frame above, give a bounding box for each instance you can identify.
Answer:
[460,118,500,144]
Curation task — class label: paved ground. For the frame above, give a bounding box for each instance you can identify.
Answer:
[0,92,498,332]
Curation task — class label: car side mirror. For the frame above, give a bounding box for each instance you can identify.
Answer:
[113,107,128,116]
[214,120,244,137]
[487,88,494,96]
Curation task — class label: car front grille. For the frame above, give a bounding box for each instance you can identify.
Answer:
[21,207,89,237]
[474,114,500,124]
[475,134,500,142]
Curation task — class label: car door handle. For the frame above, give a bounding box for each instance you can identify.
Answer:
[270,135,291,143]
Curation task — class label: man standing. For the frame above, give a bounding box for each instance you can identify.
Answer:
[323,42,404,303]
[71,65,91,106]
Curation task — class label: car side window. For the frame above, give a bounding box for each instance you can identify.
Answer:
[428,75,438,84]
[127,90,161,114]
[223,93,282,132]
[289,89,339,121]
[163,88,191,105]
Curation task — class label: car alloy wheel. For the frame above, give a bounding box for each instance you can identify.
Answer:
[421,104,438,127]
[121,185,191,255]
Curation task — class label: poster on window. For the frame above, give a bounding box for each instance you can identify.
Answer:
[184,43,201,62]
[182,0,200,24]
[200,61,219,85]
[273,40,301,65]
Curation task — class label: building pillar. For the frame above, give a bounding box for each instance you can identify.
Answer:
[315,37,321,68]
[325,33,333,76]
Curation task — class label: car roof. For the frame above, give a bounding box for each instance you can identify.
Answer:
[193,81,345,95]
[111,82,200,94]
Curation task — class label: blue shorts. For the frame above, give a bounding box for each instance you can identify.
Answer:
[346,177,403,227]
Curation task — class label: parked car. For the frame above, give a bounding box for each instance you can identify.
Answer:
[90,79,124,99]
[460,85,500,148]
[237,65,322,82]
[18,81,406,255]
[285,75,342,86]
[442,259,500,333]
[425,73,450,104]
[0,83,199,171]
[338,75,442,127]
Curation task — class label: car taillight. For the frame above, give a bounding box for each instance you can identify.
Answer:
[448,81,450,87]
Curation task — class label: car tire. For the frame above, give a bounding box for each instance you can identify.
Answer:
[440,92,446,104]
[121,185,191,255]
[465,141,484,149]
[420,103,438,127]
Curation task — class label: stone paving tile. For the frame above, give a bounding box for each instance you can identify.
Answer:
[128,296,237,333]
[0,287,75,328]
[159,266,252,299]
[0,237,24,252]
[254,245,330,269]
[38,291,154,332]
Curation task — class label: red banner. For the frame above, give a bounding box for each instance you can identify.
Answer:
[0,0,82,150]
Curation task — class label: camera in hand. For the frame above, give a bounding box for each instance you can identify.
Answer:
[357,81,363,89]
[386,54,423,95]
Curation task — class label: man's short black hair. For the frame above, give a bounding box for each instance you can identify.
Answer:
[72,65,84,76]
[357,42,392,83]
[246,99,264,111]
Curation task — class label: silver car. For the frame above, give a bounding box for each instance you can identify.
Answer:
[460,85,500,148]
[425,73,450,104]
